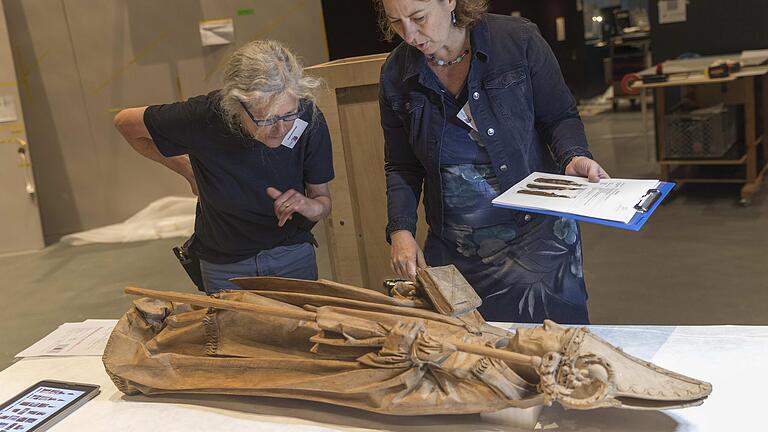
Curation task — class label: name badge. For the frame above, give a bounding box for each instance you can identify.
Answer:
[457,102,478,131]
[281,118,309,149]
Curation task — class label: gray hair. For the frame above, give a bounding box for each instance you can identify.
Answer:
[219,40,322,131]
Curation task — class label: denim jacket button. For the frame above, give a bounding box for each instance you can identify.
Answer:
[524,214,532,222]
[487,128,495,136]
[499,164,508,172]
[472,91,480,100]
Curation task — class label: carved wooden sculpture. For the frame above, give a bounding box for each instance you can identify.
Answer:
[103,266,711,415]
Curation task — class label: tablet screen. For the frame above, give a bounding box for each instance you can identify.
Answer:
[0,386,85,432]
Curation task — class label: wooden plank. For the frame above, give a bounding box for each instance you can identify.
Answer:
[337,85,391,291]
[313,89,364,287]
[306,54,387,90]
[333,86,429,291]
[308,53,388,67]
[307,53,391,291]
[308,53,430,291]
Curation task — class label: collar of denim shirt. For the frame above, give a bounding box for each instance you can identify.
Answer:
[401,14,491,84]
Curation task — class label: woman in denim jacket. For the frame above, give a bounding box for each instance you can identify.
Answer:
[375,0,609,323]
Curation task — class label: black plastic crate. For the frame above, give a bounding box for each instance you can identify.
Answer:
[663,105,739,159]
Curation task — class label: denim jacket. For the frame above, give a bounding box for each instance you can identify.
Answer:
[379,14,592,241]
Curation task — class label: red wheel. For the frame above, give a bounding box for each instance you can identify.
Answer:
[621,73,641,95]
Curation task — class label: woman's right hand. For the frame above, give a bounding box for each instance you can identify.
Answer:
[390,230,426,281]
[186,176,199,196]
[167,155,198,196]
[113,108,199,196]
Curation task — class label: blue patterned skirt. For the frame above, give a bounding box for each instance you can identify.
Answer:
[424,164,589,324]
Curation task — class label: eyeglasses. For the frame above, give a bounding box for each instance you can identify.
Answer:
[239,100,304,127]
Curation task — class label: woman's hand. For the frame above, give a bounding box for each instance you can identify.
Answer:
[390,230,427,281]
[266,187,327,227]
[166,155,198,196]
[565,156,610,182]
[114,107,199,196]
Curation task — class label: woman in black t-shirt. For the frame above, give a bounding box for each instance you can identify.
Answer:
[114,40,334,294]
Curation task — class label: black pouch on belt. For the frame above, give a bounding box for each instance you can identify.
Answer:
[173,234,204,292]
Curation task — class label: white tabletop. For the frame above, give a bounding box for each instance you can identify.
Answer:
[1,324,765,432]
[638,53,768,76]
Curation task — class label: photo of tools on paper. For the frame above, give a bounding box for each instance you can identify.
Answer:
[517,189,572,199]
[493,172,664,225]
[532,177,585,187]
[516,177,587,198]
[525,183,581,191]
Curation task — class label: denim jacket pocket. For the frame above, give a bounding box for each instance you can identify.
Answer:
[484,64,527,89]
[404,95,429,158]
[483,64,532,124]
[391,95,426,144]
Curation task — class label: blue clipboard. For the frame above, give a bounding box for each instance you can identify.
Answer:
[492,181,675,231]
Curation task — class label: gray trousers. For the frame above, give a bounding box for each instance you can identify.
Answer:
[200,242,317,294]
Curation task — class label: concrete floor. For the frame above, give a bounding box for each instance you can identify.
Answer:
[2,107,767,370]
[580,108,768,326]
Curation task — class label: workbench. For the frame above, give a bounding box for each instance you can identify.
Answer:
[633,55,768,204]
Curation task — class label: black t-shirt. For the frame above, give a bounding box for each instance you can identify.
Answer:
[144,91,334,264]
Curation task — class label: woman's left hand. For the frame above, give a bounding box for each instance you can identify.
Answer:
[266,187,324,227]
[565,156,610,182]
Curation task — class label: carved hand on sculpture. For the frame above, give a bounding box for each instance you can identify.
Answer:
[377,321,423,365]
[389,281,418,300]
[360,320,496,382]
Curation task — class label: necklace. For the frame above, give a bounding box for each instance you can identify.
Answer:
[428,48,470,66]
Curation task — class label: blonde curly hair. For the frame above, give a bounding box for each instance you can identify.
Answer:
[373,0,488,41]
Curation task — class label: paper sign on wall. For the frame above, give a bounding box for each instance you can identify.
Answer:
[658,0,687,24]
[0,94,18,123]
[199,18,234,47]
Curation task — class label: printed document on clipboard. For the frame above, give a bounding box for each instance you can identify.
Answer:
[491,172,674,231]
